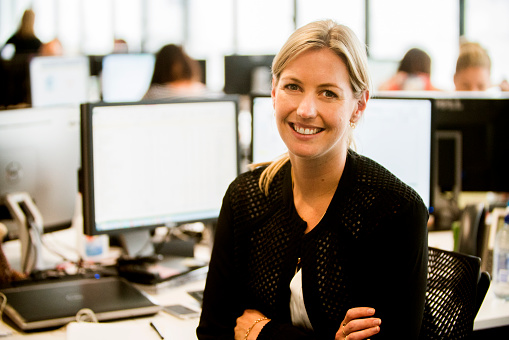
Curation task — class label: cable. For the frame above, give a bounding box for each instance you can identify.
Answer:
[75,308,98,323]
[0,292,7,318]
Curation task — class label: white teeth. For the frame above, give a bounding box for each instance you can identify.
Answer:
[294,125,320,135]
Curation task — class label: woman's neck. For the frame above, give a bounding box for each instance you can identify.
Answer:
[290,149,348,198]
[290,149,348,232]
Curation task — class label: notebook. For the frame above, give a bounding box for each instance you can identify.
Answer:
[0,276,162,331]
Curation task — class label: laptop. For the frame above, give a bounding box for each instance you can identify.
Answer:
[0,276,162,331]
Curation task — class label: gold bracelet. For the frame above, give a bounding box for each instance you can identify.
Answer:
[244,317,268,340]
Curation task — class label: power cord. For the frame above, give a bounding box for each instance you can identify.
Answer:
[75,308,98,323]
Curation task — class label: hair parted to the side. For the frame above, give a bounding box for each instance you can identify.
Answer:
[254,19,372,196]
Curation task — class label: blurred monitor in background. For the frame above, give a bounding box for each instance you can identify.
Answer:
[29,55,90,107]
[0,106,81,239]
[101,53,155,103]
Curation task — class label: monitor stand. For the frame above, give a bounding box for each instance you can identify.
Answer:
[3,192,44,274]
[117,229,155,258]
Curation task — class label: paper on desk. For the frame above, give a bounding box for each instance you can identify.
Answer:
[66,321,161,340]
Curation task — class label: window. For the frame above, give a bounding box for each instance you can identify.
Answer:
[464,0,509,86]
[236,0,294,55]
[369,0,459,90]
[296,0,365,44]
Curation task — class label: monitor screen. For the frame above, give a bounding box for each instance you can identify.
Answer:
[29,56,90,107]
[251,95,287,164]
[250,95,433,208]
[80,97,240,246]
[224,55,274,95]
[100,53,155,103]
[433,95,509,192]
[0,106,81,239]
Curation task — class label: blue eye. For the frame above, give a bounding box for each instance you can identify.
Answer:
[285,84,299,91]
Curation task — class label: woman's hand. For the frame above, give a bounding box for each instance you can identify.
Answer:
[335,307,381,340]
[235,309,271,340]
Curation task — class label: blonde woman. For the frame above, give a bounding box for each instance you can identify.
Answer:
[454,41,492,91]
[198,20,428,340]
[4,9,42,56]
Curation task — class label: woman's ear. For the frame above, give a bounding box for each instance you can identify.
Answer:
[351,90,369,123]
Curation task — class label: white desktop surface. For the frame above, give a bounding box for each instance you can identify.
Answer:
[1,228,508,338]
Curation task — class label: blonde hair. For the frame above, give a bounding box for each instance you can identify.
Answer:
[255,20,371,196]
[18,9,36,38]
[455,41,491,74]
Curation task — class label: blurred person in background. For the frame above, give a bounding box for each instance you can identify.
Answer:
[454,41,492,91]
[143,44,208,100]
[378,48,440,91]
[3,9,42,57]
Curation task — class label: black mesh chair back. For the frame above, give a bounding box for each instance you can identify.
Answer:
[419,247,490,339]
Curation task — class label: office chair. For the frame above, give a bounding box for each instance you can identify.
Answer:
[419,247,491,339]
[458,203,487,258]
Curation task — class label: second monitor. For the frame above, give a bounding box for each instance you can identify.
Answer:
[250,95,433,209]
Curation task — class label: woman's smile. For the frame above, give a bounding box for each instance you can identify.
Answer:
[291,123,324,136]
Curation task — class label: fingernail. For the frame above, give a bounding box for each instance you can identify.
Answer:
[374,319,381,326]
[367,308,375,315]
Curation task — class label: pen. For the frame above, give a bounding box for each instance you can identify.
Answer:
[150,321,164,339]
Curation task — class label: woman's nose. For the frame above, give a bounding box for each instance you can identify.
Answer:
[296,94,317,119]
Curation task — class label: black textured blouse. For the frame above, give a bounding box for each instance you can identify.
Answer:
[197,151,428,339]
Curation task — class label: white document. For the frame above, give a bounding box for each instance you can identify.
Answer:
[66,321,161,340]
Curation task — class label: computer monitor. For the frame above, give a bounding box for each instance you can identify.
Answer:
[0,106,81,239]
[224,55,274,95]
[250,94,433,208]
[100,53,155,103]
[80,97,240,256]
[355,97,433,208]
[433,94,509,193]
[29,56,90,107]
[251,95,287,164]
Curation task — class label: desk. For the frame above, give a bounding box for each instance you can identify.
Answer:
[2,228,509,338]
[475,285,509,330]
[1,227,207,339]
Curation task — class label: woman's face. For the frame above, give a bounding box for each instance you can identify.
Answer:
[272,48,367,162]
[454,66,491,91]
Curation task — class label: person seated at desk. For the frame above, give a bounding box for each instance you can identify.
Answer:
[143,44,208,100]
[3,9,42,57]
[378,48,439,91]
[453,40,508,92]
[0,9,42,107]
[454,41,492,92]
[197,19,428,340]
